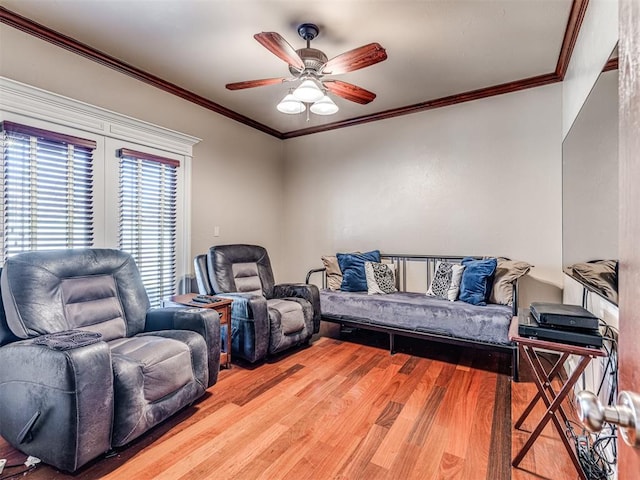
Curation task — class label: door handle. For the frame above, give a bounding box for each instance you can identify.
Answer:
[576,390,640,447]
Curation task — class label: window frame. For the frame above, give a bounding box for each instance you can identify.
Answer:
[1,121,98,261]
[114,146,184,307]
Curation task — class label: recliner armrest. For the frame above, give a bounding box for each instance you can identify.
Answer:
[145,307,221,387]
[213,293,269,363]
[273,283,321,333]
[0,338,113,472]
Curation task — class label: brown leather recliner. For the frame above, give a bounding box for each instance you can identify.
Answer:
[0,249,221,472]
[194,244,320,363]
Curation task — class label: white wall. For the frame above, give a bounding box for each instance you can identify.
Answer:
[562,0,618,138]
[282,84,563,306]
[0,25,286,278]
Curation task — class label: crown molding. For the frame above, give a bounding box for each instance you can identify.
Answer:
[282,73,560,139]
[1,1,586,139]
[0,76,201,155]
[556,0,590,80]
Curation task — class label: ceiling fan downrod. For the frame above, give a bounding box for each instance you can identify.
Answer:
[297,23,320,49]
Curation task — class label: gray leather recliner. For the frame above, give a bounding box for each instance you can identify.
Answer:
[194,244,320,363]
[0,249,221,472]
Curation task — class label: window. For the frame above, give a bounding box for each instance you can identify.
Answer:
[117,148,179,307]
[0,121,95,262]
[1,79,196,307]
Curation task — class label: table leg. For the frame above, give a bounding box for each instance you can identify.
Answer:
[514,348,570,430]
[512,347,593,480]
[527,350,573,428]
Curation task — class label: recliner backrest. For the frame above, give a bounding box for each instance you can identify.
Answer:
[194,254,214,295]
[206,245,275,298]
[1,249,150,341]
[0,268,19,347]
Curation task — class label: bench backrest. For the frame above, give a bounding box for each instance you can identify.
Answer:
[307,254,518,315]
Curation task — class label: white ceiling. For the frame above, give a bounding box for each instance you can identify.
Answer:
[1,0,574,135]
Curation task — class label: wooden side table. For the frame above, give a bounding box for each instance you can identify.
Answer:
[169,294,233,369]
[509,315,606,480]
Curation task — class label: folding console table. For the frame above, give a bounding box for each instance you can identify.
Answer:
[509,316,606,480]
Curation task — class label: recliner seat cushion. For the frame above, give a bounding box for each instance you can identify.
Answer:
[266,297,314,355]
[109,336,193,403]
[108,330,207,446]
[267,299,305,335]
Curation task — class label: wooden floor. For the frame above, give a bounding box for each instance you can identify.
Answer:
[0,327,579,479]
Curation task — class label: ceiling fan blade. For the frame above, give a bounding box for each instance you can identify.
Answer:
[226,77,287,90]
[324,80,376,105]
[321,43,387,75]
[254,32,305,70]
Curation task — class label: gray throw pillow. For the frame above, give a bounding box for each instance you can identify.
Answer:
[365,262,397,295]
[426,261,465,301]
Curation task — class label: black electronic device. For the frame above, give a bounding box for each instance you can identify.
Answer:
[191,295,220,305]
[518,313,603,348]
[530,302,599,330]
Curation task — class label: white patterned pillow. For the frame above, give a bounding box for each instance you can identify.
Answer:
[365,262,397,295]
[426,261,465,301]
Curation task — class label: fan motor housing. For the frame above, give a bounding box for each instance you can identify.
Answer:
[289,48,328,75]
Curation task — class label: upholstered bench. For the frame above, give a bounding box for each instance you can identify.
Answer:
[307,254,527,380]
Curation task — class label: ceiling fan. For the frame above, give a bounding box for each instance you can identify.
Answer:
[225,23,387,115]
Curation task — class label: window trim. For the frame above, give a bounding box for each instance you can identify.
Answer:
[1,120,97,149]
[116,148,180,167]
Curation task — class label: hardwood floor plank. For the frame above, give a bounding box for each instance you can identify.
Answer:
[231,399,334,480]
[374,400,404,428]
[398,439,443,480]
[279,439,344,480]
[173,422,289,480]
[437,452,465,480]
[370,359,444,469]
[398,355,421,375]
[335,424,389,480]
[406,385,446,446]
[438,368,477,459]
[487,371,512,480]
[460,364,497,480]
[99,402,242,480]
[234,363,305,406]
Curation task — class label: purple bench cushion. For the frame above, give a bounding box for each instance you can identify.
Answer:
[320,290,513,345]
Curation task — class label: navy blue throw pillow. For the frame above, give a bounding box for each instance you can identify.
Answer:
[459,257,497,306]
[337,250,381,292]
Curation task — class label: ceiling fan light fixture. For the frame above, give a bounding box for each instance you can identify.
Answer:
[293,79,324,103]
[310,95,339,115]
[277,92,305,114]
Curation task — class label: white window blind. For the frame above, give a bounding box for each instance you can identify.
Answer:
[0,121,95,262]
[117,148,179,307]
